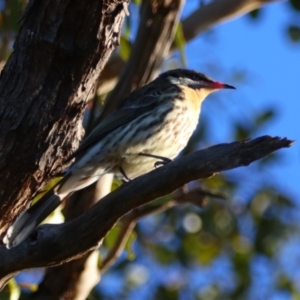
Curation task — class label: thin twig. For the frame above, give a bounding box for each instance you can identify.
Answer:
[100,200,178,273]
[100,185,227,272]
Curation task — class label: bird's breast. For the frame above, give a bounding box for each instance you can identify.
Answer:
[117,98,201,179]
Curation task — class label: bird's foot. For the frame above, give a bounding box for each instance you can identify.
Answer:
[119,166,131,182]
[139,153,172,169]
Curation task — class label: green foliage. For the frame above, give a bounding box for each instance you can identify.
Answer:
[154,285,179,300]
[103,225,137,261]
[0,279,20,300]
[234,108,276,140]
[248,9,261,19]
[288,25,300,42]
[290,0,300,11]
[119,37,132,61]
[247,0,300,43]
[0,0,25,60]
[174,23,187,67]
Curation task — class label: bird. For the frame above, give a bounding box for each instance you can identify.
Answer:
[3,68,235,248]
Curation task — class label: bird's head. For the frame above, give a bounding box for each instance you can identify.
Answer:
[159,69,235,97]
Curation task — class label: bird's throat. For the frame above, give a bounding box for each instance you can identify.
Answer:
[179,85,207,112]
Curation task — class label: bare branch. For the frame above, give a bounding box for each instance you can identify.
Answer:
[100,215,137,273]
[0,136,292,289]
[181,0,281,42]
[99,0,280,94]
[100,186,211,273]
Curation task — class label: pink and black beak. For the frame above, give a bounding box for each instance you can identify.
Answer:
[210,81,236,90]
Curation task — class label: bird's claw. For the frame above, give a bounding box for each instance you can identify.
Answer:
[119,166,131,182]
[154,158,172,169]
[138,152,172,169]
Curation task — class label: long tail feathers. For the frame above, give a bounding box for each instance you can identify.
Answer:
[3,191,62,249]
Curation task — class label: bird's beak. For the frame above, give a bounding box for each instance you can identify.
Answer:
[211,81,236,90]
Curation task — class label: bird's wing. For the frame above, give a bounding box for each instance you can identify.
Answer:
[119,82,179,108]
[68,89,167,160]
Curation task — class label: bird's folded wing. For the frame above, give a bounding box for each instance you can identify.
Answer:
[68,84,176,161]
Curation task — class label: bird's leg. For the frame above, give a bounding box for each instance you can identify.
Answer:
[138,153,172,168]
[119,166,131,182]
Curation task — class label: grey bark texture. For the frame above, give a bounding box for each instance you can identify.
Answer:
[0,0,129,238]
[0,136,293,289]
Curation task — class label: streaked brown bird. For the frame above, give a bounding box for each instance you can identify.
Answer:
[4,68,235,248]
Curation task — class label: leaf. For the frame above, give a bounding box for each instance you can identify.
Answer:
[125,230,137,261]
[182,233,221,265]
[6,0,22,33]
[154,285,179,300]
[119,36,132,61]
[202,174,237,192]
[32,177,63,205]
[0,278,21,300]
[254,109,276,127]
[248,8,261,19]
[153,245,177,265]
[288,25,300,42]
[174,23,187,67]
[232,252,251,287]
[111,179,122,191]
[290,0,300,11]
[103,226,120,249]
[234,123,251,140]
[277,194,295,207]
[277,273,293,290]
[104,225,137,260]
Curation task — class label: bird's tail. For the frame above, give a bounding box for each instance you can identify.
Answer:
[3,189,62,249]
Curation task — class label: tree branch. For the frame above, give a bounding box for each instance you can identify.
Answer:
[100,213,138,274]
[100,197,180,273]
[180,0,281,42]
[100,186,226,273]
[98,0,280,94]
[0,136,292,289]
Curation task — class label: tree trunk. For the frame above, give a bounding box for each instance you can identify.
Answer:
[0,0,129,238]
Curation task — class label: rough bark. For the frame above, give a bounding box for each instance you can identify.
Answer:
[0,0,129,238]
[0,136,293,289]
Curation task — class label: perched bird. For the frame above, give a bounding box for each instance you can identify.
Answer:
[4,69,235,248]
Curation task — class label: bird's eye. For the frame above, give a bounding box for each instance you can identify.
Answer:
[192,75,200,81]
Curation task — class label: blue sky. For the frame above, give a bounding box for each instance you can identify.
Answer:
[182,1,300,199]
